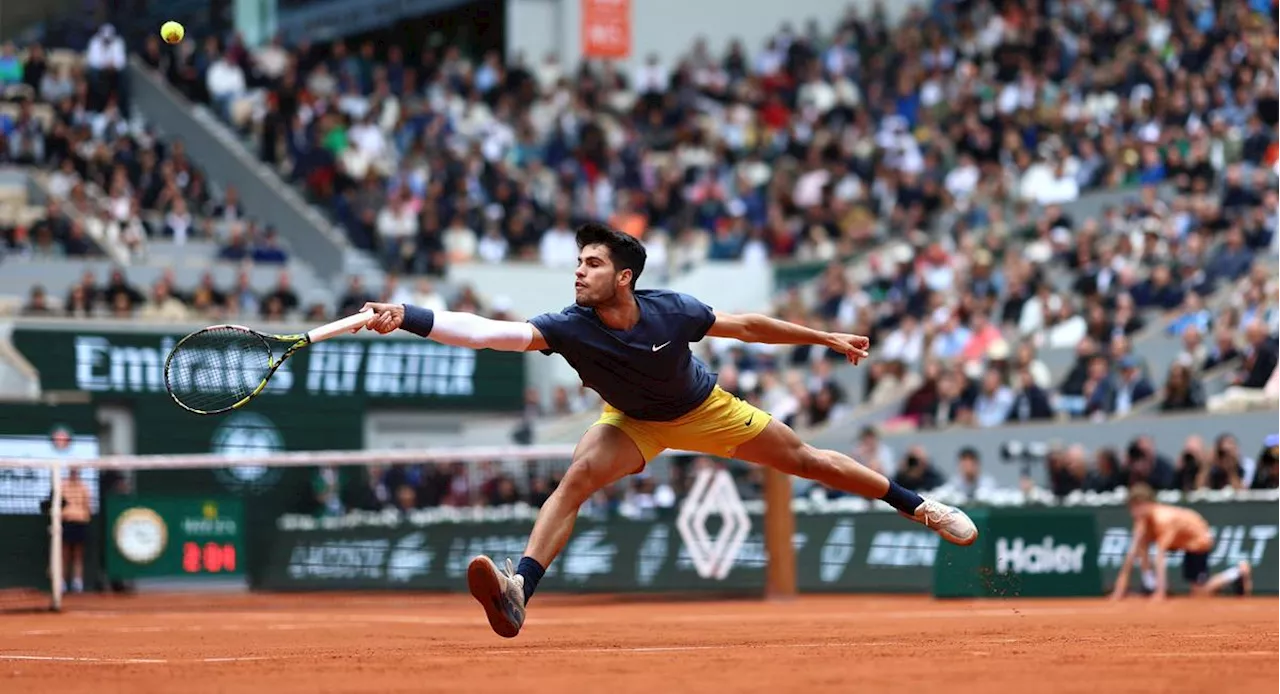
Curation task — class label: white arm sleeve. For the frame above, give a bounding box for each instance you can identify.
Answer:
[430,311,534,352]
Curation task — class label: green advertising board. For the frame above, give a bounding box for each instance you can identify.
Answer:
[105,496,246,580]
[933,508,1102,598]
[257,510,939,594]
[253,502,1279,596]
[0,402,105,594]
[10,325,525,412]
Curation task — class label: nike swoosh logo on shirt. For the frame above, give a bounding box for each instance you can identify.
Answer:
[652,342,671,352]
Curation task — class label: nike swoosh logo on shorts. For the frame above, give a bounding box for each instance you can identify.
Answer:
[652,342,670,352]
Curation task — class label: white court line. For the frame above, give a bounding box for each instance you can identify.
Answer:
[482,644,1277,658]
[485,641,904,655]
[0,655,167,664]
[1144,652,1275,658]
[20,623,341,637]
[0,654,287,665]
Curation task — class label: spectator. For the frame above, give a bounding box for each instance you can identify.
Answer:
[893,446,945,492]
[1048,445,1089,498]
[139,280,189,322]
[852,426,894,478]
[1203,325,1243,371]
[227,272,259,317]
[0,42,21,86]
[1175,435,1210,492]
[1213,434,1255,489]
[312,465,344,517]
[337,275,373,315]
[1160,362,1206,413]
[1252,436,1279,490]
[1085,448,1126,493]
[971,367,1014,428]
[84,24,126,112]
[21,285,53,316]
[260,271,299,317]
[1107,356,1156,417]
[1126,437,1177,491]
[252,228,289,264]
[1166,293,1213,338]
[938,447,995,503]
[1007,366,1054,423]
[1232,321,1279,389]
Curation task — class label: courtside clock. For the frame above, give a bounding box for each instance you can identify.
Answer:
[106,497,245,579]
[113,507,168,564]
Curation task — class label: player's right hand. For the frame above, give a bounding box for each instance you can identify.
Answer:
[828,333,871,365]
[357,302,404,334]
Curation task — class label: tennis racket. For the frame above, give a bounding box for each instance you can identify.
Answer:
[163,310,374,415]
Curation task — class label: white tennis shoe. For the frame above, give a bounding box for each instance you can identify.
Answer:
[905,498,979,546]
[467,556,527,638]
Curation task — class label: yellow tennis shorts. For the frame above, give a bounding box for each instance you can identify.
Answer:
[594,386,772,463]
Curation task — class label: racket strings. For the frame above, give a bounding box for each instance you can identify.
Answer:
[165,328,275,413]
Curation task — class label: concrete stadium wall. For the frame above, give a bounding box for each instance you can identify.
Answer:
[507,0,913,74]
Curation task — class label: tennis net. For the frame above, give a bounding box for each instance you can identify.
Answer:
[0,443,795,611]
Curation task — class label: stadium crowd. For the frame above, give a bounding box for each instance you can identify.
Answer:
[5,0,1279,435]
[152,0,1279,274]
[0,29,291,268]
[300,427,1279,516]
[308,458,686,520]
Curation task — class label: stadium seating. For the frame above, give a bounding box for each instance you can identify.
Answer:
[2,0,1278,509]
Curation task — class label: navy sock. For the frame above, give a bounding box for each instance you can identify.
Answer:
[516,556,545,604]
[880,481,924,515]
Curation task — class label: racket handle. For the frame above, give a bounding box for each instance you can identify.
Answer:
[306,309,374,343]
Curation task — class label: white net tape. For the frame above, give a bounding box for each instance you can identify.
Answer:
[0,444,584,471]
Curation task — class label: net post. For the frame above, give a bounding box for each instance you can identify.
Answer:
[49,462,64,612]
[763,467,796,600]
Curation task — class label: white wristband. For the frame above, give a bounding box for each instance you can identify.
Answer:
[430,311,534,352]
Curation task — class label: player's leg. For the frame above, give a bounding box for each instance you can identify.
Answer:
[732,418,977,545]
[466,423,646,637]
[1190,557,1251,597]
[522,424,644,569]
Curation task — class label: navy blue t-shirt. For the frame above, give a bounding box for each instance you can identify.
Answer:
[529,289,719,421]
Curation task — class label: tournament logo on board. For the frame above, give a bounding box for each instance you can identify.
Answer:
[676,467,750,580]
[211,411,285,494]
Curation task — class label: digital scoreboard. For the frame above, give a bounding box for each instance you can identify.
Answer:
[106,496,246,580]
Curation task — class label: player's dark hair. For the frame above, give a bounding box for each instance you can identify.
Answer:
[576,222,645,289]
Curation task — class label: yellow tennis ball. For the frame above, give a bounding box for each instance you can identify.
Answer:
[161,21,185,44]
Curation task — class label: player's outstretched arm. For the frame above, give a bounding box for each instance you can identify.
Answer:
[1110,521,1148,600]
[706,311,870,364]
[357,302,549,352]
[1150,528,1175,600]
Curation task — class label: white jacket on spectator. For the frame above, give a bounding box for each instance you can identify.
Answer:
[539,225,578,268]
[85,25,125,71]
[206,59,246,101]
[375,203,416,241]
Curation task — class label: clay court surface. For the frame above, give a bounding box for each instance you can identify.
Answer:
[0,592,1275,693]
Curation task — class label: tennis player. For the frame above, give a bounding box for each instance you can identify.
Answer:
[1109,482,1252,600]
[359,223,977,638]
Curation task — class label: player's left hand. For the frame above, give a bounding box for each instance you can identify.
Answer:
[828,333,871,365]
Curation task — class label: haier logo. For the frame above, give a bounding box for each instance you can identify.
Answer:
[996,537,1086,575]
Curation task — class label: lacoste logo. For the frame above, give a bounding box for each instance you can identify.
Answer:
[652,342,671,352]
